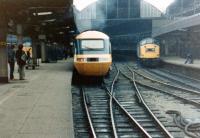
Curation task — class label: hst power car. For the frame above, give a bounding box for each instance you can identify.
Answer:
[74,30,112,76]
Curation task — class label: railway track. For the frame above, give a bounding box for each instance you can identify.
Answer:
[72,63,183,138]
[124,65,200,108]
[145,68,200,91]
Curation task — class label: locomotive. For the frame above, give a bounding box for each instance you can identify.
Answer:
[74,30,112,76]
[137,38,160,66]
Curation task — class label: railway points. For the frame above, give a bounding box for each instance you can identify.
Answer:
[72,63,186,137]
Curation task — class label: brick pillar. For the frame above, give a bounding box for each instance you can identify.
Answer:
[0,2,8,83]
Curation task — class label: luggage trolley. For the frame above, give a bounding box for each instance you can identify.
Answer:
[26,57,36,70]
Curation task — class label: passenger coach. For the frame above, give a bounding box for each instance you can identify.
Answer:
[74,30,112,76]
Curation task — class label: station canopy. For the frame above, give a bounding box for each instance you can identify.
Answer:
[0,0,75,40]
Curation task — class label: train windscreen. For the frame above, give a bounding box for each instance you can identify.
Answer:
[81,40,104,50]
[140,38,158,45]
[76,39,110,54]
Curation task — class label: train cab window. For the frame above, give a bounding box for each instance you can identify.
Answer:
[140,38,156,45]
[76,39,110,54]
[81,40,104,50]
[146,48,155,52]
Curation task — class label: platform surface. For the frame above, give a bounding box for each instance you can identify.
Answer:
[0,59,74,138]
[161,56,200,69]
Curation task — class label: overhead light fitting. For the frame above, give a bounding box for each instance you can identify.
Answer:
[41,22,47,26]
[38,12,53,16]
[69,30,75,33]
[43,19,56,22]
[33,12,53,16]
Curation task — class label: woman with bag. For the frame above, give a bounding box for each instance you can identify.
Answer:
[16,44,27,80]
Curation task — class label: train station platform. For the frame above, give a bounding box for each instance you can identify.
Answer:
[161,56,200,79]
[0,59,74,138]
[161,56,200,69]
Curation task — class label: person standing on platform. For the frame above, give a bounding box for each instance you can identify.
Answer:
[8,45,15,80]
[185,53,193,64]
[16,44,27,80]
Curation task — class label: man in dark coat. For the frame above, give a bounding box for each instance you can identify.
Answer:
[8,45,15,80]
[185,53,193,64]
[16,44,27,80]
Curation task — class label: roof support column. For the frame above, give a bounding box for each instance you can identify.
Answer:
[16,24,23,45]
[31,38,39,66]
[0,1,8,83]
[41,41,47,63]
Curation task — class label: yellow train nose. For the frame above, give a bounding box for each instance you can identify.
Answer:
[74,62,111,76]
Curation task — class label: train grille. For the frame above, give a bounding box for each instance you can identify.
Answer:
[87,58,99,62]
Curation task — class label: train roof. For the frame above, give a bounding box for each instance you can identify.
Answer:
[76,31,109,40]
[138,37,158,46]
[140,37,155,42]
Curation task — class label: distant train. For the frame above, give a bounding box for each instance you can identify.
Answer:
[74,30,112,76]
[137,38,160,66]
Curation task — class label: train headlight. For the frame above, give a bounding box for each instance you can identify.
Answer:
[76,58,86,62]
[99,58,111,62]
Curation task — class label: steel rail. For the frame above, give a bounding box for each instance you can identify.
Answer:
[136,81,200,108]
[128,65,200,95]
[158,68,200,83]
[120,69,174,138]
[146,69,200,92]
[105,65,152,138]
[81,87,97,138]
[109,66,119,138]
[122,69,200,108]
[105,87,152,138]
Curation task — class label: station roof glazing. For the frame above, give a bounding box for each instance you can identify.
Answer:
[144,0,175,13]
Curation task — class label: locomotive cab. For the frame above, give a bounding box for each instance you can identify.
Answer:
[137,38,160,66]
[74,31,112,76]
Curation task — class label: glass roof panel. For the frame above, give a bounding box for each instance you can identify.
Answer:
[144,0,175,13]
[73,0,98,11]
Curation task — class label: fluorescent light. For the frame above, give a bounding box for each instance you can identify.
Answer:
[33,12,53,16]
[73,0,98,11]
[38,12,53,16]
[59,32,64,34]
[69,30,75,33]
[43,19,56,22]
[41,22,47,26]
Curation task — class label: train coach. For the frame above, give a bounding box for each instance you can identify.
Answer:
[137,38,160,66]
[74,30,112,76]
